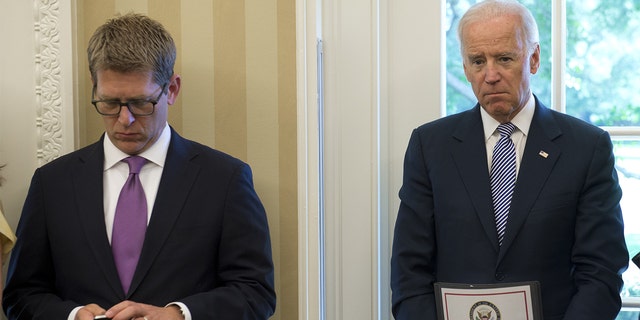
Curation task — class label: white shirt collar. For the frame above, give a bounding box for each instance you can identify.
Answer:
[103,123,171,170]
[481,92,535,141]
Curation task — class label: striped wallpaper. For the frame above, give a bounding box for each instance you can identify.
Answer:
[76,1,297,319]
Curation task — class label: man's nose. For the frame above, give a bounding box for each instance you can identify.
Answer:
[484,63,501,84]
[117,105,136,125]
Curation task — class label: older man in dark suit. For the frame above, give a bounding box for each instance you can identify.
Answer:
[390,1,628,319]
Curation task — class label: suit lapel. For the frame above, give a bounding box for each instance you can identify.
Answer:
[128,130,201,296]
[498,102,562,262]
[450,106,500,250]
[74,138,125,298]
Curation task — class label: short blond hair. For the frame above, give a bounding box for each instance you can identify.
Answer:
[87,13,176,86]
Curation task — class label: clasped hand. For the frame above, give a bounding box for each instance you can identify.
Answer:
[77,301,183,320]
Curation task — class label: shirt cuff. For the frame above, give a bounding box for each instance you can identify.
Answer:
[166,302,191,320]
[69,306,82,320]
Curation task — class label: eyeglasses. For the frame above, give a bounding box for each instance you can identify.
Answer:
[91,84,167,116]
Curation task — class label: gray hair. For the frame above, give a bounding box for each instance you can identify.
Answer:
[87,13,176,86]
[457,0,539,57]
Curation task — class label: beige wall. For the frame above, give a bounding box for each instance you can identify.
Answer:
[77,1,297,319]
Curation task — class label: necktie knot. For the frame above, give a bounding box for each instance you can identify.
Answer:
[123,156,146,174]
[497,122,516,138]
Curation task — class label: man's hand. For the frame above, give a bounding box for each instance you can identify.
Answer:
[104,301,183,320]
[75,304,107,320]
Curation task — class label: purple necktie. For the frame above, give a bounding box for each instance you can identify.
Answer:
[112,156,147,294]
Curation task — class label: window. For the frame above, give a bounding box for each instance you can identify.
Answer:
[446,0,640,318]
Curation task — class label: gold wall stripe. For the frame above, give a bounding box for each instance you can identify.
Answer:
[213,0,248,160]
[179,0,215,144]
[80,1,114,145]
[277,0,298,317]
[245,0,282,317]
[114,0,147,14]
[149,0,184,133]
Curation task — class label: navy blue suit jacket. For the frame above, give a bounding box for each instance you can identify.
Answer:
[3,128,275,319]
[391,99,628,320]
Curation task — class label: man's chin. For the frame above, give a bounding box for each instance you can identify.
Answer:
[114,141,146,155]
[482,103,510,113]
[482,103,518,121]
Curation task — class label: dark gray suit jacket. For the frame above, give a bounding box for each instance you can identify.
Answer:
[391,98,628,319]
[3,128,275,319]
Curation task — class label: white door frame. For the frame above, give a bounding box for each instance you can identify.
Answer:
[296,0,445,319]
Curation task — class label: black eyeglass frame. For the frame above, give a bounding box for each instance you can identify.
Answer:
[91,83,168,116]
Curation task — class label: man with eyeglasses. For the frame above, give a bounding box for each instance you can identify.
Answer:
[3,13,275,320]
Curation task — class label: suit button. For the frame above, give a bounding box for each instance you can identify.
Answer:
[495,272,505,281]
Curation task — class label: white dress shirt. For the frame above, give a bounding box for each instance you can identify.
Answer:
[69,123,192,320]
[102,124,170,241]
[481,92,536,178]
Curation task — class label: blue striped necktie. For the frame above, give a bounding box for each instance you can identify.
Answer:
[490,122,516,246]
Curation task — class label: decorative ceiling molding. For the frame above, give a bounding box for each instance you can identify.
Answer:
[34,0,64,165]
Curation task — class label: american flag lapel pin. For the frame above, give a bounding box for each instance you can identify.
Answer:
[539,150,549,158]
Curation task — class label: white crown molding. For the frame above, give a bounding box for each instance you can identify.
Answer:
[34,0,65,165]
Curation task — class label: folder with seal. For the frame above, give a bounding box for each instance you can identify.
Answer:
[434,281,543,320]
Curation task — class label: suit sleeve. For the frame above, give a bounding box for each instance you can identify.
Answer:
[563,131,628,319]
[180,163,276,320]
[390,129,438,320]
[3,169,80,319]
